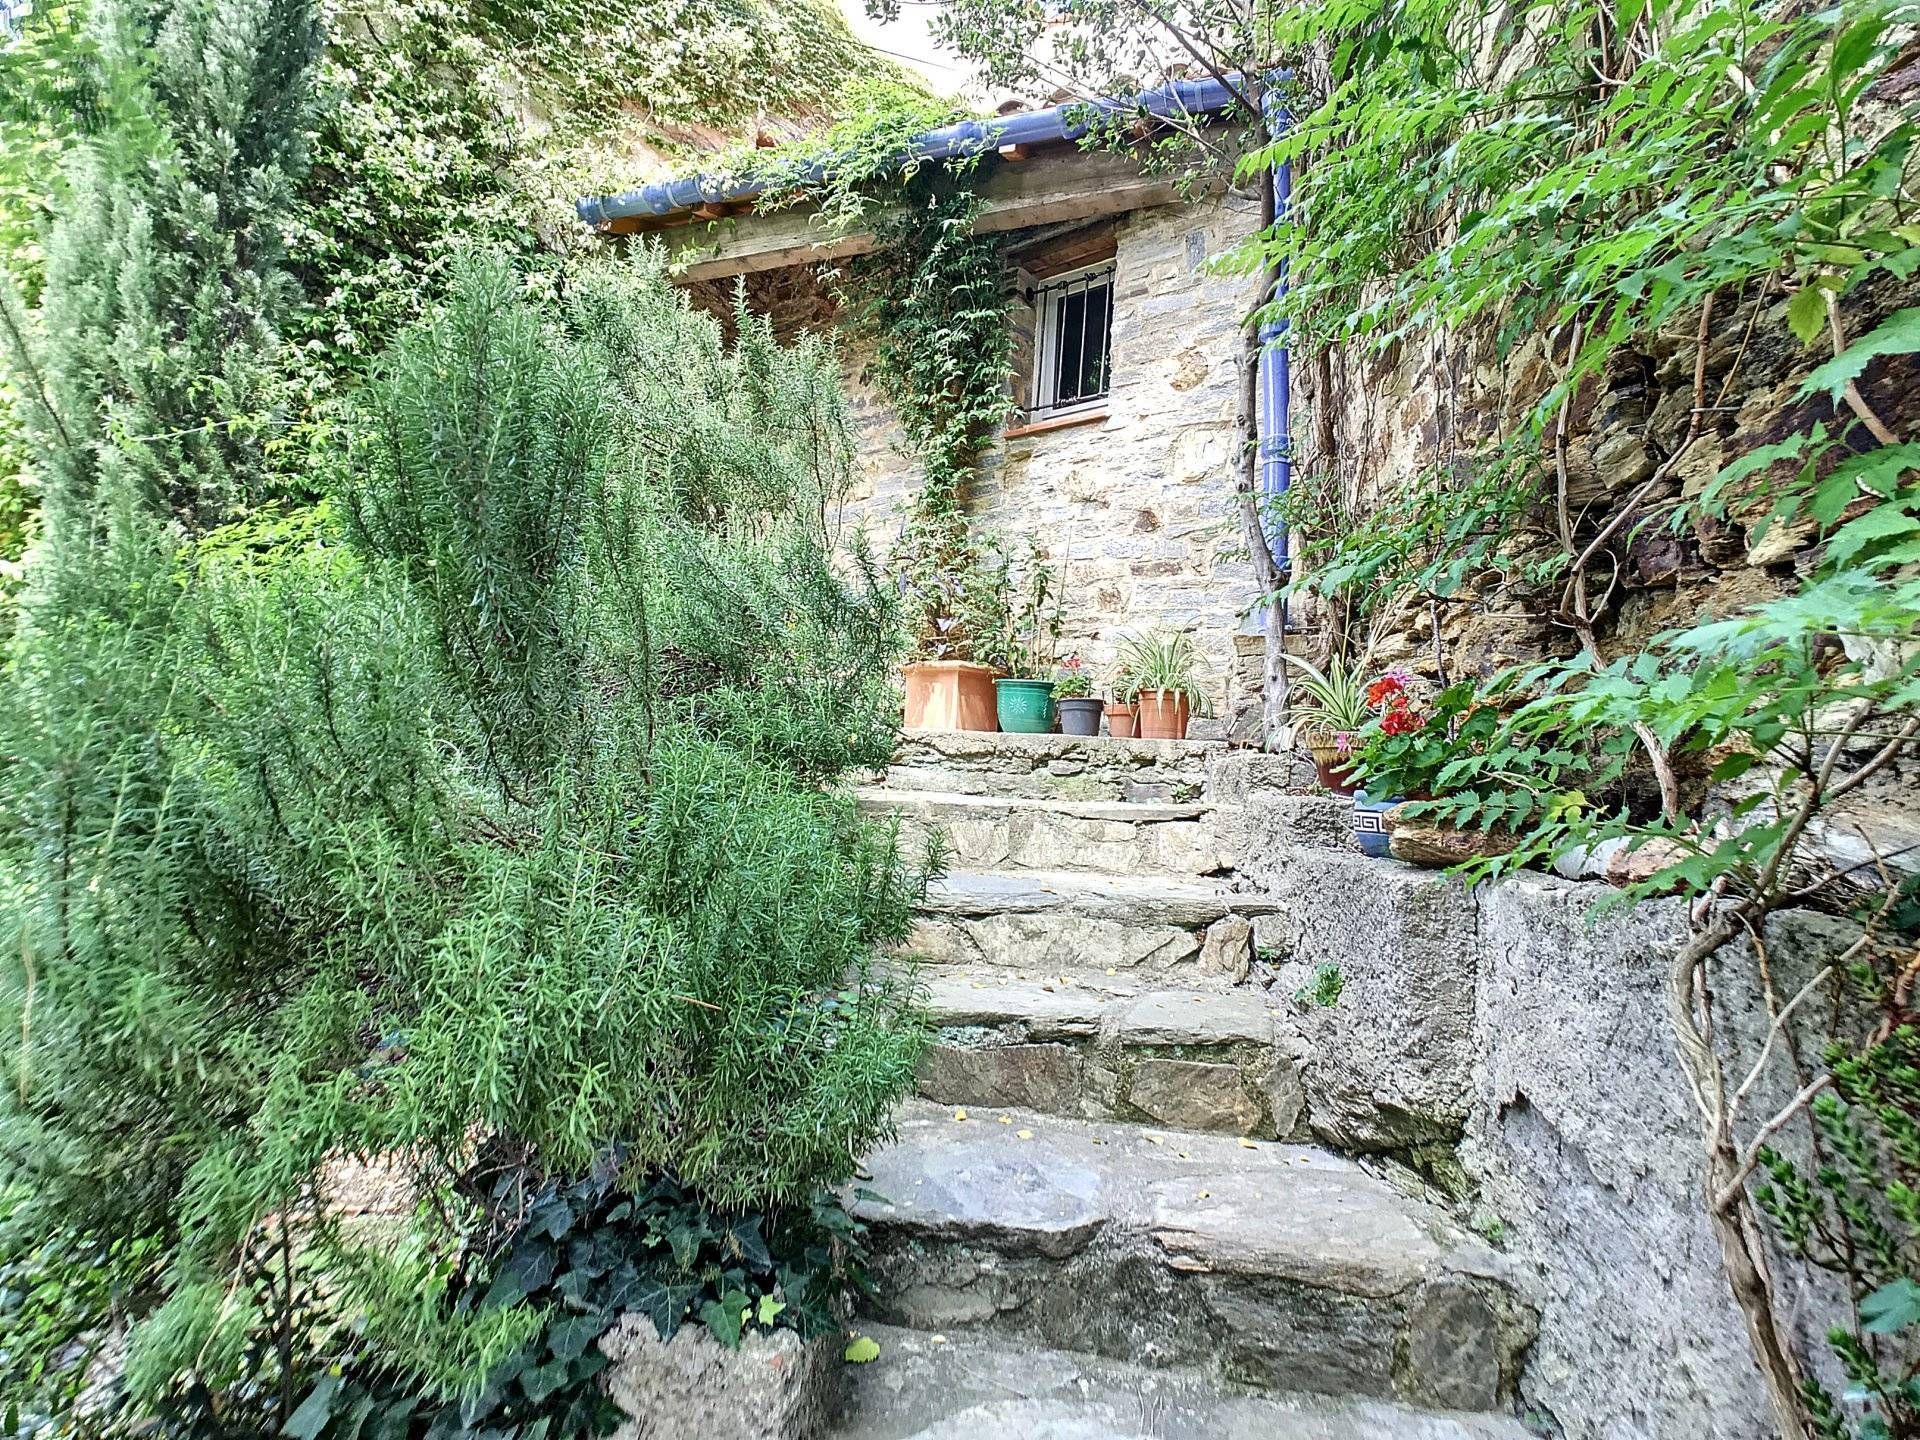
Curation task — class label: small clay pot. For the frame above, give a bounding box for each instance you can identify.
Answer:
[1105,703,1137,739]
[1135,690,1190,741]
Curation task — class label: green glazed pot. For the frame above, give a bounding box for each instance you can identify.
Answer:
[994,678,1057,734]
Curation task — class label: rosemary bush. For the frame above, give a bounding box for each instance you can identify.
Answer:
[0,0,928,1422]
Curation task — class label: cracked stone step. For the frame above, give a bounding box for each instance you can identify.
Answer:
[857,788,1230,877]
[911,970,1300,1138]
[849,1103,1534,1412]
[904,869,1278,975]
[882,729,1226,804]
[829,1323,1534,1440]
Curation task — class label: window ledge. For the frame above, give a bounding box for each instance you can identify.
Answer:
[1004,408,1110,441]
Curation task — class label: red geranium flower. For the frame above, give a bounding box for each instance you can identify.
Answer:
[1380,706,1420,737]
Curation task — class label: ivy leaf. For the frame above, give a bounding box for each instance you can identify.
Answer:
[727,1215,772,1271]
[547,1311,610,1363]
[1800,307,1920,400]
[756,1293,786,1327]
[1861,1278,1920,1334]
[844,1334,881,1363]
[699,1289,748,1348]
[283,1374,341,1440]
[519,1359,571,1404]
[627,1276,703,1339]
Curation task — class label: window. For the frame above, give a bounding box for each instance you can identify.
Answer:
[1028,261,1114,421]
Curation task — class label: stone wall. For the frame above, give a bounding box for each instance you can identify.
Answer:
[835,188,1269,732]
[1232,797,1863,1440]
[1287,275,1920,683]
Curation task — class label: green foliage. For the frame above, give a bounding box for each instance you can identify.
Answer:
[1279,653,1370,737]
[749,82,1016,657]
[3,0,320,534]
[0,11,929,1414]
[1243,0,1920,624]
[1294,963,1343,1010]
[1756,1008,1920,1440]
[293,1172,876,1438]
[889,490,1011,664]
[1113,628,1207,708]
[979,543,1062,679]
[0,1194,162,1425]
[284,0,885,394]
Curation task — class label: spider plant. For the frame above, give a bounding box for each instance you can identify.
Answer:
[1113,628,1209,711]
[1281,653,1369,739]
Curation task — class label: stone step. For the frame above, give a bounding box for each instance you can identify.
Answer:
[858,789,1229,878]
[911,969,1301,1139]
[885,729,1225,804]
[830,1323,1534,1440]
[850,1103,1532,1413]
[904,869,1278,976]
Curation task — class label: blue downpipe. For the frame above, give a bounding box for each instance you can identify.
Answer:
[1258,94,1293,620]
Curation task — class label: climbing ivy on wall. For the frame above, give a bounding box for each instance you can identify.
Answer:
[751,80,1015,498]
[748,81,1017,664]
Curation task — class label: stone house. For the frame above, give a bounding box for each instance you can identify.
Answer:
[579,80,1274,735]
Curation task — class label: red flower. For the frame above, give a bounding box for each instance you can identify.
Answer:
[1380,706,1420,737]
[1366,676,1406,708]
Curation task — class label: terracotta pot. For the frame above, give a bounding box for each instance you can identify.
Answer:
[902,660,998,732]
[1305,737,1359,795]
[1105,703,1137,739]
[1135,690,1190,741]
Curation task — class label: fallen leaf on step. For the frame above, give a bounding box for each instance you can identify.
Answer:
[1143,1135,1163,1145]
[844,1336,881,1364]
[953,1108,968,1122]
[1016,1129,1034,1140]
[996,1114,1012,1125]
[1105,967,1117,975]
[1177,1151,1190,1159]
[930,1334,948,1345]
[1237,1138,1258,1149]
[1197,1190,1211,1200]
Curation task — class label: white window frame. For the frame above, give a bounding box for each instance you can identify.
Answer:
[1027,260,1116,421]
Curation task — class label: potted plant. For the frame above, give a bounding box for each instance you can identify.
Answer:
[986,546,1063,735]
[1114,629,1207,741]
[892,501,1009,732]
[1105,692,1138,738]
[1281,653,1370,795]
[1353,681,1530,865]
[1052,655,1102,736]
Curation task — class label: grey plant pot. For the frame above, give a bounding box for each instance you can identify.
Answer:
[1057,697,1103,736]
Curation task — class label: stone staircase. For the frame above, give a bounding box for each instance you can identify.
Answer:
[832,733,1535,1440]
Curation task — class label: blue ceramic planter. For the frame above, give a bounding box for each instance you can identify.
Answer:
[1352,789,1402,858]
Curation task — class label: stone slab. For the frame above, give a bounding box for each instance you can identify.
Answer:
[886,730,1222,803]
[829,1324,1534,1440]
[858,789,1228,877]
[912,973,1294,1137]
[922,869,1279,928]
[850,1103,1531,1408]
[1112,990,1273,1046]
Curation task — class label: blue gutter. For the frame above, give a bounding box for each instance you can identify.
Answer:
[575,75,1247,227]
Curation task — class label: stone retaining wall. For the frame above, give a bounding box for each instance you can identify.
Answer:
[1234,794,1862,1440]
